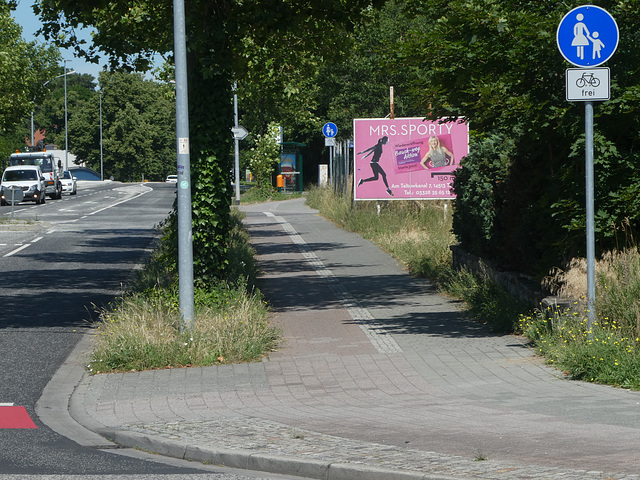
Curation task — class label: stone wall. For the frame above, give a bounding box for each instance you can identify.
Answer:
[450,245,573,315]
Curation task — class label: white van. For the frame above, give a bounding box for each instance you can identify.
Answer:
[8,151,62,199]
[1,165,47,205]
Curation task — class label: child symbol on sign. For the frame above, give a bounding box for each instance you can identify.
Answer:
[588,31,605,59]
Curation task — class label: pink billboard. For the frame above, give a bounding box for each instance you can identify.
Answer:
[353,117,468,200]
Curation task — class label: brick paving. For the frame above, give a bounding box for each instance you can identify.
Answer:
[66,198,640,480]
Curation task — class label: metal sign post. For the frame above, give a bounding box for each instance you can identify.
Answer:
[231,84,249,205]
[173,0,194,330]
[323,122,338,187]
[557,5,619,328]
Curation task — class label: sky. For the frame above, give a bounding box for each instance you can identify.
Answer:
[11,0,108,80]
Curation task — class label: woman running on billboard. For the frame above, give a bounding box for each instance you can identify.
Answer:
[357,136,393,196]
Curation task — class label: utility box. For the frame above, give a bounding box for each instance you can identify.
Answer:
[278,142,305,193]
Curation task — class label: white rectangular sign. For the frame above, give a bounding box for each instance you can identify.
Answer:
[566,67,610,102]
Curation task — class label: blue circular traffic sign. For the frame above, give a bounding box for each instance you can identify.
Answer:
[557,5,619,67]
[322,122,338,138]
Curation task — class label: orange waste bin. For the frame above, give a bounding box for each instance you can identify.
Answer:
[276,174,284,188]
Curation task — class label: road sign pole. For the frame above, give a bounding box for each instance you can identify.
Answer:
[173,0,194,331]
[557,5,618,328]
[233,84,241,205]
[585,101,596,328]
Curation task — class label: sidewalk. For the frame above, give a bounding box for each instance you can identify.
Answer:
[46,198,640,479]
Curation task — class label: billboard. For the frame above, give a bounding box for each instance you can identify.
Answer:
[353,117,468,201]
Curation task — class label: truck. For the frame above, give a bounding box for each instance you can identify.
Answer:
[8,151,62,200]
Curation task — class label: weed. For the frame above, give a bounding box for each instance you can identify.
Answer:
[88,208,281,373]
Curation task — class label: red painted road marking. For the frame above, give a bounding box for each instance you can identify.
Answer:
[0,406,37,429]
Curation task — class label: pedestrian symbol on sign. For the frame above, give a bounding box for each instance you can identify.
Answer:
[322,122,338,138]
[557,5,618,68]
[571,13,604,61]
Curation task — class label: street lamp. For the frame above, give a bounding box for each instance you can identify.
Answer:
[99,91,103,181]
[42,66,76,166]
[64,60,70,171]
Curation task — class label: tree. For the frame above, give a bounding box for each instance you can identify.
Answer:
[317,0,429,139]
[68,71,175,181]
[34,0,377,282]
[398,0,640,274]
[0,3,60,158]
[35,73,96,150]
[246,123,281,188]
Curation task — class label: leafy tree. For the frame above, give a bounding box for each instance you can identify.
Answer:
[34,73,96,150]
[246,123,281,188]
[398,0,640,274]
[0,3,60,158]
[68,71,175,181]
[317,0,429,139]
[34,0,377,282]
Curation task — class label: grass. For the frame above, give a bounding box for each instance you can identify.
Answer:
[307,185,640,389]
[520,248,640,389]
[240,185,302,204]
[87,208,281,373]
[0,217,37,225]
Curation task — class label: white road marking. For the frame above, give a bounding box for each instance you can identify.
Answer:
[4,244,31,257]
[264,212,402,354]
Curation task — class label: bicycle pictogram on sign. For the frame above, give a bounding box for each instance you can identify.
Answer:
[576,72,600,88]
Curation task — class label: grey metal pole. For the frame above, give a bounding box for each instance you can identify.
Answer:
[31,112,34,149]
[329,146,333,187]
[585,101,596,328]
[233,83,241,204]
[99,91,104,181]
[344,140,348,202]
[64,60,69,171]
[174,0,195,330]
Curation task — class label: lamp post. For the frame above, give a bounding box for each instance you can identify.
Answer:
[99,91,103,181]
[43,66,76,160]
[64,60,70,170]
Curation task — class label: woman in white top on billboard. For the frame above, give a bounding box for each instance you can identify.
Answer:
[421,135,454,169]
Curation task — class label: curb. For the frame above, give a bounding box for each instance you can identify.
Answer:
[47,334,470,480]
[99,429,469,480]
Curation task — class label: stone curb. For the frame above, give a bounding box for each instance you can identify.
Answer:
[98,428,468,480]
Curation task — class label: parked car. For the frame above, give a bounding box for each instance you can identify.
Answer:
[165,174,178,183]
[60,170,77,195]
[1,165,47,205]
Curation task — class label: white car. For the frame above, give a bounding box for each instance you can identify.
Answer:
[61,170,77,195]
[165,174,178,183]
[1,165,47,205]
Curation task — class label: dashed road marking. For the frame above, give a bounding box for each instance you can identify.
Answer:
[264,212,402,354]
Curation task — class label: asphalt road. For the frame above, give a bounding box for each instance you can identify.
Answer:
[0,181,305,480]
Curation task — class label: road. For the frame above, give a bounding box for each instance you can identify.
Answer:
[0,181,304,480]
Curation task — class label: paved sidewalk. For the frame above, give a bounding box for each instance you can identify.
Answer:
[51,198,640,479]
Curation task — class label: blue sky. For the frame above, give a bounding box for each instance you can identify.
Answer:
[11,0,108,80]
